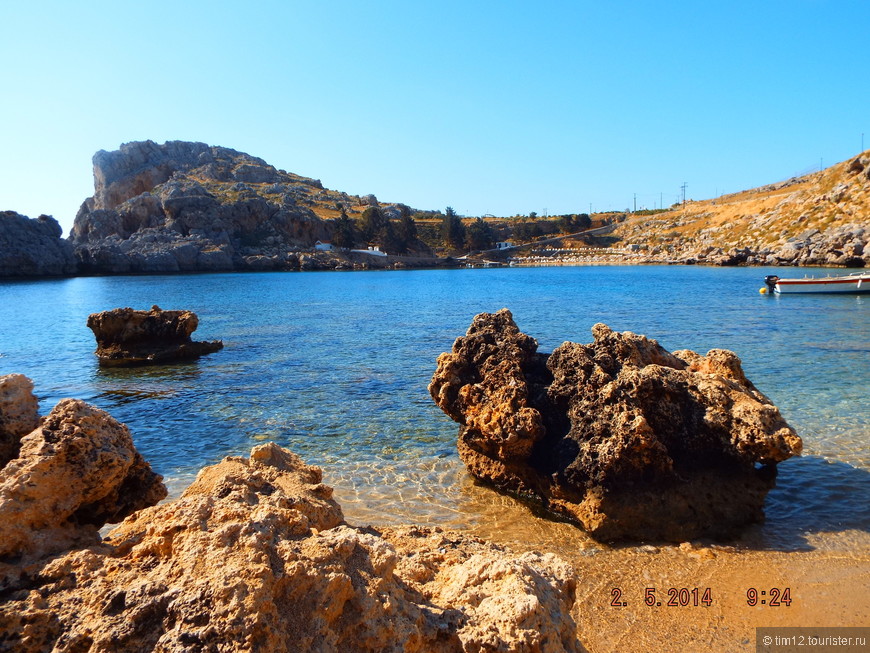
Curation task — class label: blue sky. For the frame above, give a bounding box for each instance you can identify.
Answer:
[2,0,868,234]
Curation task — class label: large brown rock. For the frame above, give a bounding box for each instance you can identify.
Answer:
[87,305,223,366]
[430,309,802,542]
[0,396,166,562]
[0,443,580,652]
[0,374,40,467]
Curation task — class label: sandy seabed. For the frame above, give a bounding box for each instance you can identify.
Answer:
[337,478,870,653]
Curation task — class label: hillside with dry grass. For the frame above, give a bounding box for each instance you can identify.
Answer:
[609,152,870,266]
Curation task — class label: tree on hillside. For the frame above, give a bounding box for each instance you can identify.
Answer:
[441,207,466,250]
[332,209,357,249]
[464,218,495,251]
[513,220,542,241]
[375,220,401,254]
[395,213,418,253]
[359,206,387,241]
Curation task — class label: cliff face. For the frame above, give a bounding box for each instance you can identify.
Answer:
[70,141,335,273]
[0,212,76,277]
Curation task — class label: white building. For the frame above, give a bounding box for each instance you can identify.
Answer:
[314,241,334,251]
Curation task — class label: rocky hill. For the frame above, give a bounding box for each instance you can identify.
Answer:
[0,211,76,277]
[610,152,870,266]
[70,140,431,273]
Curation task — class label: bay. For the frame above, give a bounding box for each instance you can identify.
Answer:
[1,265,867,551]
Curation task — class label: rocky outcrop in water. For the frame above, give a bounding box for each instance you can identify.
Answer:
[430,309,802,542]
[87,305,223,366]
[0,391,166,564]
[0,211,76,277]
[0,423,580,652]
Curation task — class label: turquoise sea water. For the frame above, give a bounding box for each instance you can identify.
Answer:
[1,266,867,551]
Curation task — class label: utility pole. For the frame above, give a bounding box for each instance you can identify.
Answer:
[633,193,636,213]
[680,182,687,207]
[660,192,663,210]
[820,158,823,172]
[589,203,592,215]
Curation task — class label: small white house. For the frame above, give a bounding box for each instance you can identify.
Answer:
[314,240,334,251]
[496,241,514,250]
[351,245,387,257]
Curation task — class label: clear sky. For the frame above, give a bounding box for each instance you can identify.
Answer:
[2,0,868,235]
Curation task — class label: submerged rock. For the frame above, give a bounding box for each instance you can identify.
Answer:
[0,440,580,652]
[430,309,802,542]
[87,305,223,366]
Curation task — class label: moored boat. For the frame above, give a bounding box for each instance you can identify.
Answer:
[763,271,870,294]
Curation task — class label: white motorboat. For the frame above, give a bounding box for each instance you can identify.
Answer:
[763,271,870,294]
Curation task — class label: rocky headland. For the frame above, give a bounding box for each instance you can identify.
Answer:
[0,375,580,652]
[0,211,77,277]
[430,309,802,542]
[69,140,434,274]
[87,305,223,366]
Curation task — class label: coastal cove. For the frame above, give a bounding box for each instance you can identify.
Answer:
[2,264,868,650]
[2,264,867,548]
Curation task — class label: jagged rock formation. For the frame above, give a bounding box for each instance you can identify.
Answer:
[87,305,223,366]
[0,429,580,652]
[0,393,166,563]
[430,309,802,542]
[0,211,76,277]
[0,374,40,467]
[69,140,432,273]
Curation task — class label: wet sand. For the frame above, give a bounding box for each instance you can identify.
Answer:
[569,543,869,652]
[339,475,870,652]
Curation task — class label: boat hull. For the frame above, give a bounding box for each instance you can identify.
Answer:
[772,274,870,294]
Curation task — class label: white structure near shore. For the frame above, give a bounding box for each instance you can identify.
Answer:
[351,246,387,257]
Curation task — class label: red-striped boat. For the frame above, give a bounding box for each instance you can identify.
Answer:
[764,271,870,294]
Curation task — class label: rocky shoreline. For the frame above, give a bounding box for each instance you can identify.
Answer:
[0,374,580,652]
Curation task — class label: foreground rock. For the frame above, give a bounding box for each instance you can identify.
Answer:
[87,305,223,366]
[0,211,76,277]
[0,374,40,467]
[0,439,580,652]
[430,309,802,542]
[0,395,166,563]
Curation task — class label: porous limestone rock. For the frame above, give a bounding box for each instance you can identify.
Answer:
[87,305,223,366]
[430,309,803,542]
[0,443,580,652]
[0,374,40,467]
[0,211,76,277]
[0,397,166,561]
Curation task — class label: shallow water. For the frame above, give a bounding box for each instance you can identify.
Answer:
[1,266,867,552]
